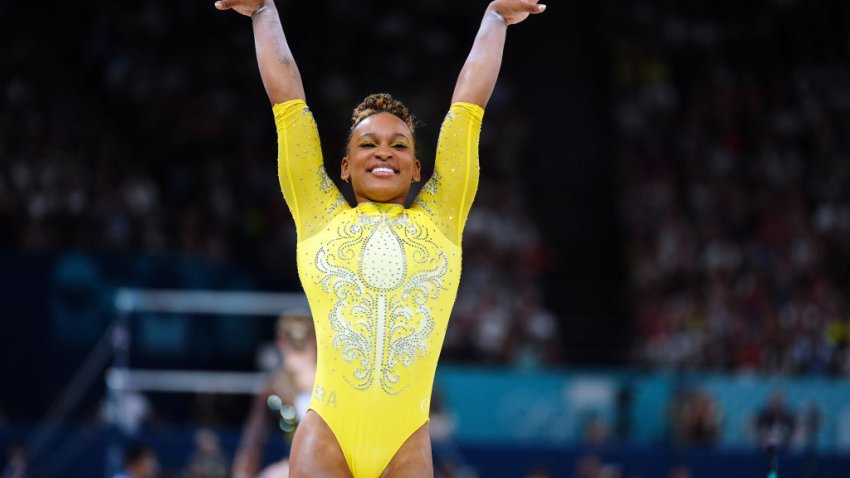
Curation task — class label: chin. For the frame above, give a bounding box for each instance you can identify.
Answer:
[359,185,408,204]
[356,179,408,202]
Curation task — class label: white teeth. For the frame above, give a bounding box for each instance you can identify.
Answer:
[372,167,395,174]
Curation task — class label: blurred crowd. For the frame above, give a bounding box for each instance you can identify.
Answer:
[444,180,560,365]
[0,0,558,366]
[613,0,850,374]
[5,0,850,476]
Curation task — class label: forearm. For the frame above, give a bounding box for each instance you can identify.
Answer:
[451,7,507,108]
[232,389,273,477]
[252,0,305,104]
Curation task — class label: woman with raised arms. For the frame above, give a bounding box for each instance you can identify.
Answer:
[213,0,546,476]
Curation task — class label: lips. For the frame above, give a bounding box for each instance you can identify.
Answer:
[368,166,398,177]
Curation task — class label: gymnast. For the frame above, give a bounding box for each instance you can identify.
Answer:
[214,0,546,476]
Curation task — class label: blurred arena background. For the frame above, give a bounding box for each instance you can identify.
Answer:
[2,0,850,476]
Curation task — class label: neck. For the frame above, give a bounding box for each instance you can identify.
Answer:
[354,193,407,206]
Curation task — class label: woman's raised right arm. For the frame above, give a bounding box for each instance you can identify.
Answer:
[215,0,305,104]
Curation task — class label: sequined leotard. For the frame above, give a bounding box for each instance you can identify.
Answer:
[274,99,482,478]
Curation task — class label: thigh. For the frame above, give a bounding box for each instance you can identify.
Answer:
[289,411,352,478]
[380,423,433,478]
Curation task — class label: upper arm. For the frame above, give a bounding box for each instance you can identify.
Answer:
[274,100,348,240]
[412,102,484,244]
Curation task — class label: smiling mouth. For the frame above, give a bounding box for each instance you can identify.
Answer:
[369,166,398,177]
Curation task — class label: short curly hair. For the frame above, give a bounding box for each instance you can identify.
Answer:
[350,93,415,133]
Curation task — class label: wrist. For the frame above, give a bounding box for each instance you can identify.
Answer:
[252,0,274,17]
[485,3,509,25]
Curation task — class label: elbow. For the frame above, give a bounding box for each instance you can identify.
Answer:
[265,82,307,106]
[451,88,490,108]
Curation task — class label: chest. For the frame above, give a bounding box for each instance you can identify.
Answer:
[297,209,461,295]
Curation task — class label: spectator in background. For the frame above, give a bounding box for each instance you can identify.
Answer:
[572,455,627,478]
[100,389,155,436]
[2,445,30,478]
[430,391,479,478]
[185,429,227,478]
[114,443,159,478]
[523,466,552,478]
[573,455,601,478]
[668,466,692,478]
[668,388,721,447]
[753,392,795,449]
[582,415,612,447]
[792,401,822,451]
[232,311,317,478]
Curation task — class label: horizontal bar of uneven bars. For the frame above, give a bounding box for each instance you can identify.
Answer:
[114,288,309,315]
[106,368,268,395]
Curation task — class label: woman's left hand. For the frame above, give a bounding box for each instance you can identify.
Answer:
[487,0,546,26]
[214,0,267,17]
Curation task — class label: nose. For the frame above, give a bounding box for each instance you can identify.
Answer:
[374,145,393,160]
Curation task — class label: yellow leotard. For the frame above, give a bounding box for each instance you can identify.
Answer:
[274,99,483,477]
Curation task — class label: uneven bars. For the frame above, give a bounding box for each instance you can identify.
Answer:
[113,288,309,315]
[106,288,305,477]
[106,368,268,395]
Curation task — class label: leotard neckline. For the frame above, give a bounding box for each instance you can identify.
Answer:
[355,201,405,217]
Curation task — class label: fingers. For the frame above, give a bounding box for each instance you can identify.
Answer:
[520,0,547,13]
[214,0,231,10]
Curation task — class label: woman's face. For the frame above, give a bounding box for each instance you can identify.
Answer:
[342,112,420,205]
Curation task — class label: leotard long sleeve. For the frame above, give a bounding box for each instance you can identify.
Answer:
[274,99,483,478]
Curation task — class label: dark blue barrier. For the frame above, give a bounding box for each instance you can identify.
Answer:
[3,425,849,477]
[454,443,850,478]
[436,367,850,452]
[0,424,286,478]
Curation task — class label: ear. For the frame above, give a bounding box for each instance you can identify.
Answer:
[412,158,421,183]
[341,156,350,182]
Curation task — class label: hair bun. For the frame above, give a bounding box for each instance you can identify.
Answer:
[351,93,415,132]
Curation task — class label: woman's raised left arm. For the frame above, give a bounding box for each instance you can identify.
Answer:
[451,0,546,108]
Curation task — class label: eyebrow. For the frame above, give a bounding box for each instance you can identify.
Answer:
[358,132,410,141]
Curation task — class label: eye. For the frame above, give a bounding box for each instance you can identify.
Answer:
[392,143,409,150]
[359,142,376,148]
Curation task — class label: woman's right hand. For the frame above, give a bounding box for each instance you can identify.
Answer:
[488,0,546,26]
[214,0,268,17]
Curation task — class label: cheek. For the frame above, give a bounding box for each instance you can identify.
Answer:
[399,153,418,174]
[348,152,369,171]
